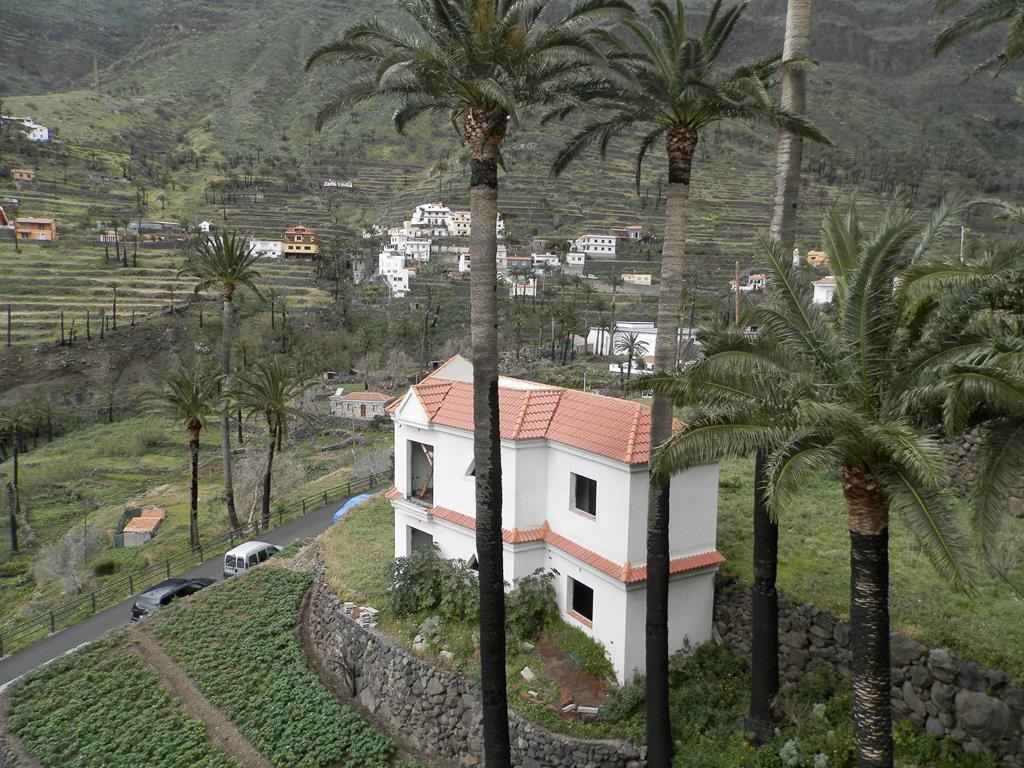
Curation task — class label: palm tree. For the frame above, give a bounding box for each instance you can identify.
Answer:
[143,366,221,550]
[613,331,648,381]
[180,232,263,531]
[549,3,827,760]
[934,0,1024,73]
[605,270,625,339]
[234,361,307,530]
[771,0,815,253]
[305,3,628,762]
[753,0,820,740]
[650,200,1012,768]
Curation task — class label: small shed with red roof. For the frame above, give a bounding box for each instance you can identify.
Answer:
[329,389,393,421]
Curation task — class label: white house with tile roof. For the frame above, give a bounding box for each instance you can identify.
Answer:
[385,355,722,682]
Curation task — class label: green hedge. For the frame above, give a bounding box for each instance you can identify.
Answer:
[8,639,239,768]
[151,568,394,768]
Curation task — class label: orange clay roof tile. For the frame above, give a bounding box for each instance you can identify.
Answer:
[404,378,676,464]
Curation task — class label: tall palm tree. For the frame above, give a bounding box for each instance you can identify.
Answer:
[605,270,625,342]
[234,361,307,530]
[934,0,1024,73]
[305,3,628,762]
[753,0,821,740]
[550,3,827,760]
[771,0,815,253]
[650,200,1014,768]
[142,366,221,550]
[613,330,648,381]
[180,232,263,532]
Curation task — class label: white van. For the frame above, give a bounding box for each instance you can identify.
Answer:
[223,540,281,578]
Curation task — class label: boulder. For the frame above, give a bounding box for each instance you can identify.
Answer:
[929,648,959,684]
[891,634,926,666]
[955,689,1015,740]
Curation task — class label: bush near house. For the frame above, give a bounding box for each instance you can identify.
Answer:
[7,637,240,768]
[149,568,395,768]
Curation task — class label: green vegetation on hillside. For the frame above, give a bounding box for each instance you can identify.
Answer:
[7,636,240,768]
[149,567,395,768]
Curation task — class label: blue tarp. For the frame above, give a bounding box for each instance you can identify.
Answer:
[332,493,372,522]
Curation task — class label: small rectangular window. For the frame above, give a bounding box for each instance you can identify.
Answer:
[571,473,597,517]
[570,578,594,622]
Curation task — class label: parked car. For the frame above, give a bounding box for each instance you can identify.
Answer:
[223,540,281,578]
[130,577,215,622]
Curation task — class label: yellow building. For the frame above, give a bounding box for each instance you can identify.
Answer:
[282,225,319,259]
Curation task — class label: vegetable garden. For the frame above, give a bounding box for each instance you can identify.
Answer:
[7,638,239,768]
[148,568,395,768]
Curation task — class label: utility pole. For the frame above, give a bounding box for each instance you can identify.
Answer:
[734,260,741,326]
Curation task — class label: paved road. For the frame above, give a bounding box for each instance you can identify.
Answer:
[0,498,346,689]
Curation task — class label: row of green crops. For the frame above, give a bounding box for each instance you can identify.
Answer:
[150,567,395,768]
[7,638,239,768]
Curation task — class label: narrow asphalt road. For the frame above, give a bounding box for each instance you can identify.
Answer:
[0,497,349,689]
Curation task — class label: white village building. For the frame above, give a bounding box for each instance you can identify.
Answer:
[386,355,722,683]
[378,248,411,297]
[448,210,472,238]
[532,253,561,271]
[571,233,617,259]
[586,320,699,357]
[248,238,282,259]
[812,276,837,305]
[413,202,452,230]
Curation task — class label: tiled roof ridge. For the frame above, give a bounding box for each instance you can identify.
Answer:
[509,389,534,439]
[624,403,644,463]
[420,503,722,582]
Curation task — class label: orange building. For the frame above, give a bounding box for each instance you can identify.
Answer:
[282,225,319,259]
[11,168,35,182]
[15,217,57,241]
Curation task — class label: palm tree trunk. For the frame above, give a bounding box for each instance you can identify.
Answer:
[221,294,240,530]
[188,431,200,551]
[469,128,512,768]
[646,128,696,768]
[8,426,19,553]
[261,422,277,530]
[770,0,813,253]
[747,449,779,741]
[843,466,892,768]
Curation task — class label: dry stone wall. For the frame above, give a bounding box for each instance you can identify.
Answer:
[714,580,1024,765]
[946,433,1024,519]
[304,558,644,768]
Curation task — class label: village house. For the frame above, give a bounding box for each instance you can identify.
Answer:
[386,355,722,683]
[99,229,118,243]
[249,238,282,259]
[565,251,586,272]
[15,217,57,241]
[532,252,561,271]
[622,272,652,286]
[508,277,537,297]
[448,210,471,237]
[329,390,392,420]
[571,233,617,259]
[610,224,645,241]
[586,320,699,357]
[806,250,829,268]
[729,273,766,293]
[378,248,411,297]
[812,276,837,305]
[322,179,354,188]
[282,225,319,259]
[413,202,452,230]
[11,169,35,182]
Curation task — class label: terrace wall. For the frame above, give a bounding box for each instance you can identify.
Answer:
[302,556,645,768]
[714,580,1024,765]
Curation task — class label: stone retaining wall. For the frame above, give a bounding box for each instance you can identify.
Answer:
[946,433,1024,519]
[304,558,644,768]
[714,580,1024,765]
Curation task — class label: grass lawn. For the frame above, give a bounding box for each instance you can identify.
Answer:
[716,455,1024,677]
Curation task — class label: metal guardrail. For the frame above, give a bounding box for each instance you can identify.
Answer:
[0,473,382,658]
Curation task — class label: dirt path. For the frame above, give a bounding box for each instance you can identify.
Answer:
[130,630,273,768]
[0,695,43,768]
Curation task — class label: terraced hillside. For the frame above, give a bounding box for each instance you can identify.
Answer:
[0,243,329,346]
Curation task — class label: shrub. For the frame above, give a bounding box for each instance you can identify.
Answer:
[506,569,557,641]
[599,674,646,722]
[387,547,478,621]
